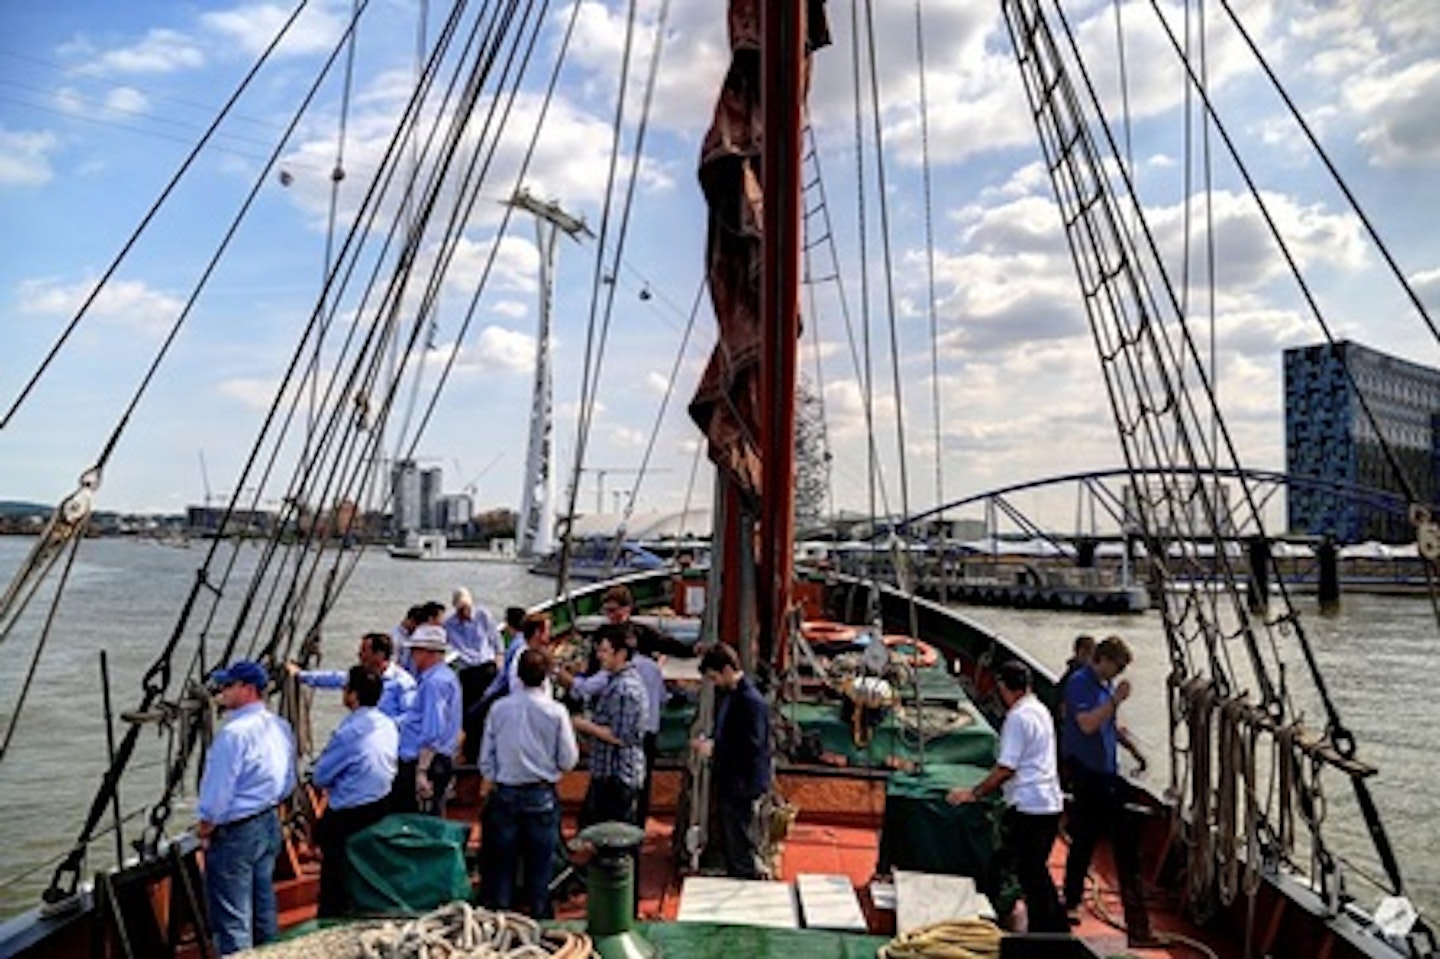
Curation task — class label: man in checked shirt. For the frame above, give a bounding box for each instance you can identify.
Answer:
[572,623,650,827]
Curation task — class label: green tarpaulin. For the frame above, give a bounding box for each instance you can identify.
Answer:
[657,698,998,769]
[637,921,891,956]
[877,764,998,876]
[345,814,471,915]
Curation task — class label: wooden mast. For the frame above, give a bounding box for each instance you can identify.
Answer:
[758,0,804,671]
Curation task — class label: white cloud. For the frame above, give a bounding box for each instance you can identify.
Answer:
[105,86,151,115]
[218,376,282,409]
[644,371,669,394]
[606,424,646,448]
[53,88,85,116]
[17,276,183,336]
[1351,61,1440,167]
[79,29,205,75]
[1413,267,1440,312]
[200,1,349,58]
[0,129,58,186]
[473,326,536,374]
[492,299,528,319]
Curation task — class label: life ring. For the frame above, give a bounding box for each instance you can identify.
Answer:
[802,620,859,644]
[882,634,939,669]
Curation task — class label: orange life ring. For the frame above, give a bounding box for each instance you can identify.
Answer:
[883,634,939,669]
[801,620,859,644]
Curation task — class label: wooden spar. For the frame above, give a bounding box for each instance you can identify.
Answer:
[758,0,804,671]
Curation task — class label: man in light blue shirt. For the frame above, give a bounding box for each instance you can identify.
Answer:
[392,624,462,815]
[449,587,503,763]
[196,660,296,957]
[310,666,398,917]
[288,631,415,722]
[446,587,502,667]
[479,648,579,917]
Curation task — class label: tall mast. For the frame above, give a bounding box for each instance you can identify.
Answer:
[506,189,590,559]
[757,0,805,668]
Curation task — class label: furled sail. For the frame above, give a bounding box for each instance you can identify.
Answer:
[689,0,829,507]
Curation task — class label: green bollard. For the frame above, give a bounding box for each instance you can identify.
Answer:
[578,821,659,958]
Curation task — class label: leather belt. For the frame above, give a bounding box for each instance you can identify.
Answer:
[220,805,277,829]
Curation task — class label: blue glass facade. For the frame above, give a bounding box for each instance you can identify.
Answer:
[1284,341,1440,542]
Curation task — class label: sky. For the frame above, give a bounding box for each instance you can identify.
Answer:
[2,0,1439,531]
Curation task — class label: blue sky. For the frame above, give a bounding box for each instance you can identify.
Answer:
[2,0,1438,526]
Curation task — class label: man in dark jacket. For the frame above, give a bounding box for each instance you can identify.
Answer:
[692,644,772,878]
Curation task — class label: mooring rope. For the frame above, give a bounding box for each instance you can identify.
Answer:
[239,902,592,958]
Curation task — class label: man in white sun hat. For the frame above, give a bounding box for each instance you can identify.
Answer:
[391,623,461,814]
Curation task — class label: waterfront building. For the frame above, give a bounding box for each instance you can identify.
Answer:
[1284,340,1440,542]
[391,459,421,535]
[419,466,443,531]
[438,493,473,534]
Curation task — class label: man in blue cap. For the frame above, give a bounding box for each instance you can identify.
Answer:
[197,659,296,957]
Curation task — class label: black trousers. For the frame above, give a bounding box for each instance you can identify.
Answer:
[637,732,658,827]
[315,797,391,917]
[581,777,641,914]
[717,793,765,879]
[1063,767,1151,938]
[390,755,454,816]
[459,663,499,763]
[1002,807,1065,933]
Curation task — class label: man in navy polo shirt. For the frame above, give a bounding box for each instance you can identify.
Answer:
[1060,635,1154,947]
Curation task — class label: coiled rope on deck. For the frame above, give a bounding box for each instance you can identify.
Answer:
[876,918,1002,959]
[239,902,593,958]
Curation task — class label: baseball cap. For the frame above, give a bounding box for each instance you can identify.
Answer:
[211,659,269,690]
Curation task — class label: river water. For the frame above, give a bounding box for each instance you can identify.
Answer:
[1,537,1435,923]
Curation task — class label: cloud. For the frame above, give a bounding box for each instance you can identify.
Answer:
[606,424,645,448]
[644,371,669,394]
[104,86,151,115]
[472,325,536,374]
[0,128,58,186]
[17,276,183,336]
[275,76,649,236]
[217,376,282,409]
[77,29,205,75]
[1351,61,1440,167]
[492,299,529,319]
[200,1,349,58]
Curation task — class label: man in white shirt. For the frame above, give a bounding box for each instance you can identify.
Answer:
[947,659,1066,933]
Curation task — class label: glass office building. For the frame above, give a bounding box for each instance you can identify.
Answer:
[1284,340,1440,542]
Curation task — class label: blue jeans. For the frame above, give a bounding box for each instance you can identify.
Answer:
[205,810,281,956]
[480,783,560,918]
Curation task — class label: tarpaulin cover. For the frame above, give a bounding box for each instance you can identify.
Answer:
[638,920,889,957]
[658,699,997,768]
[346,814,471,915]
[876,764,999,879]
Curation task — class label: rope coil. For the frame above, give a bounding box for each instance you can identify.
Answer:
[237,902,593,958]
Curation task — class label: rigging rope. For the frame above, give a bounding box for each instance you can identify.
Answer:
[910,0,945,606]
[556,0,645,594]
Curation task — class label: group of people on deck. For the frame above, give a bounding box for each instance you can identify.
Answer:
[948,633,1156,948]
[194,583,770,958]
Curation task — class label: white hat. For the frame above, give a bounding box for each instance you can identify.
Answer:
[452,587,473,607]
[409,623,449,652]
